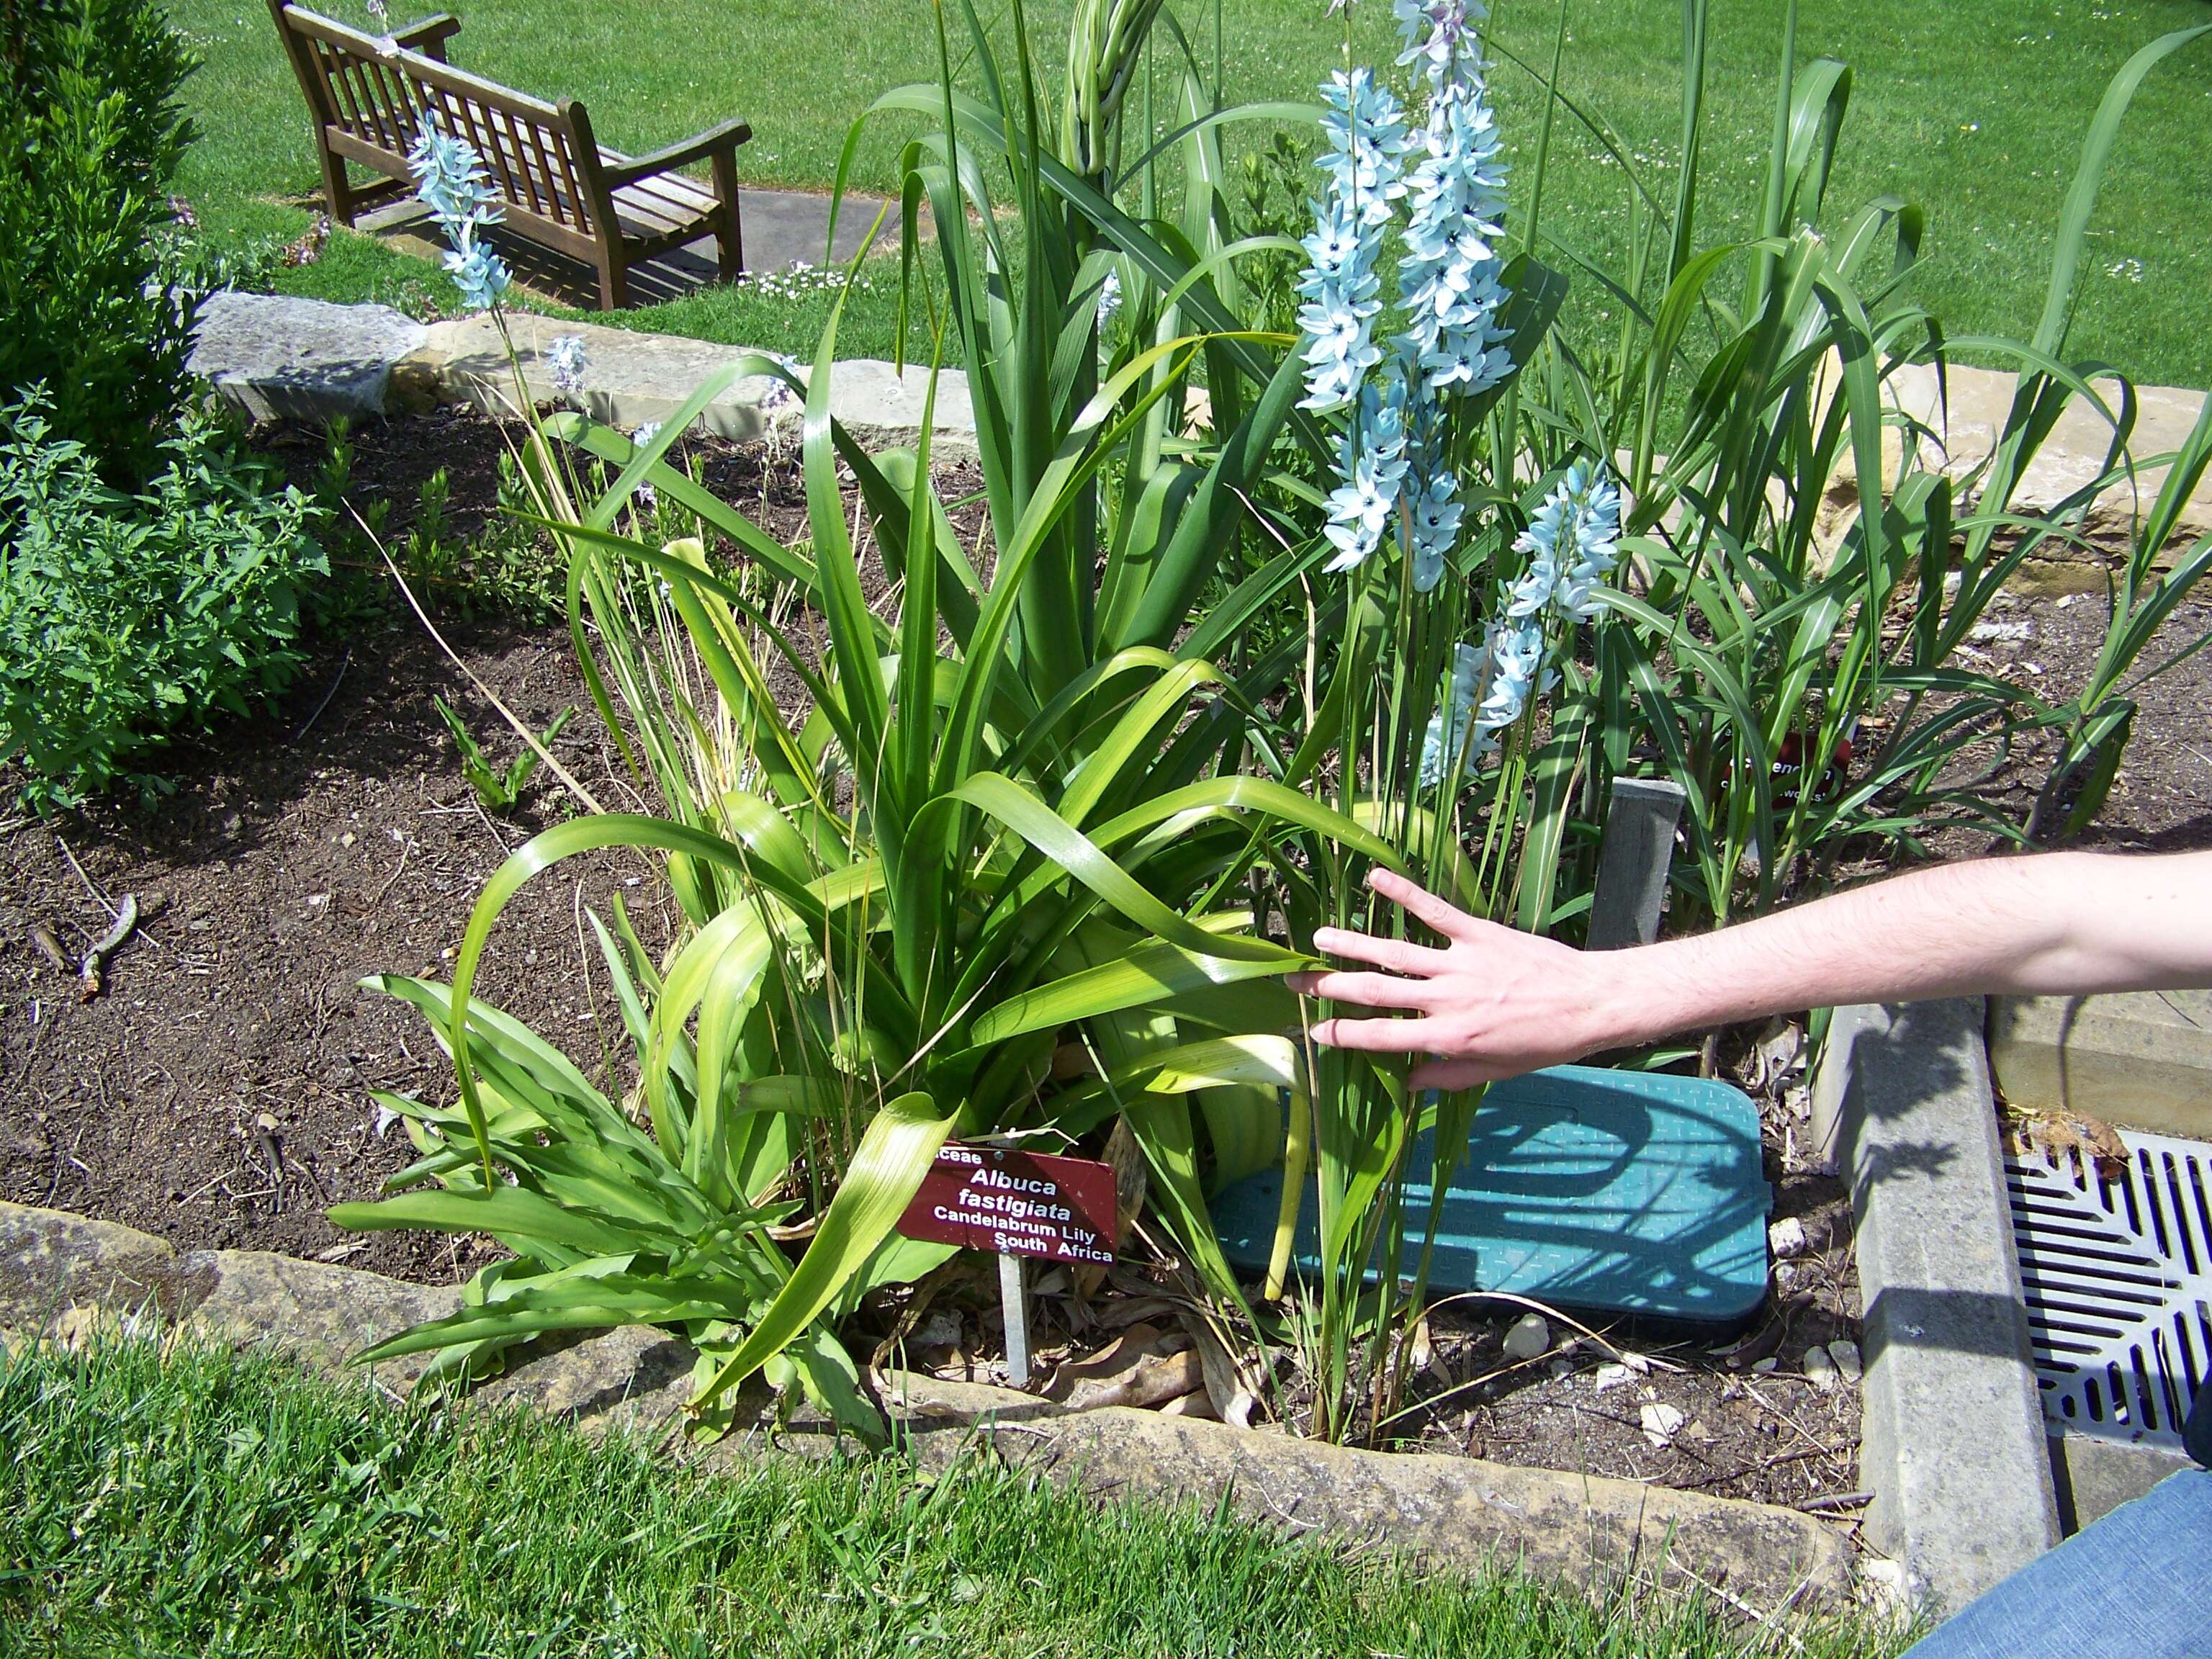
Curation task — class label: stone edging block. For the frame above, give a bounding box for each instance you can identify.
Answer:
[186,293,428,423]
[1810,999,2060,1617]
[1990,988,2212,1141]
[189,292,975,451]
[1,1200,1852,1615]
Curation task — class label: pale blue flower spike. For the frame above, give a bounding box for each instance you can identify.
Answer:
[1418,639,1492,789]
[546,335,588,397]
[1297,4,1514,583]
[631,421,663,508]
[410,112,511,312]
[1513,460,1624,625]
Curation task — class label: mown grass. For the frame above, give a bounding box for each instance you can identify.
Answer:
[0,1337,1904,1659]
[170,0,2211,383]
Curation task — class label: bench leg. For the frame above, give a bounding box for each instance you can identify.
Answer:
[711,150,744,282]
[595,249,629,312]
[318,141,360,228]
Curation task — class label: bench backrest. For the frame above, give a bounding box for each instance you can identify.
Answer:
[268,2,611,255]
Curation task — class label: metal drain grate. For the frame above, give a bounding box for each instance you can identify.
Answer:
[2006,1126,2212,1450]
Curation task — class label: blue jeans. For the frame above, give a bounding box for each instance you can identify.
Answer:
[1902,1467,2212,1658]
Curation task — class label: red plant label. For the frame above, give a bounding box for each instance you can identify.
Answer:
[896,1142,1119,1264]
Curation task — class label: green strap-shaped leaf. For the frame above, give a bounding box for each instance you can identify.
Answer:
[328,1185,685,1258]
[926,773,1298,965]
[351,1273,763,1364]
[691,1092,953,1408]
[971,937,1305,1048]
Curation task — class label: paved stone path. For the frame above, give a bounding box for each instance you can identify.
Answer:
[364,186,904,310]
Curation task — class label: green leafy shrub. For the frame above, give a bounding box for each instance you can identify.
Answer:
[0,392,327,807]
[0,0,199,479]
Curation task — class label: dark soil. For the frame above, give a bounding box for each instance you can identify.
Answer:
[0,622,667,1285]
[4,407,2207,1514]
[1940,585,2212,853]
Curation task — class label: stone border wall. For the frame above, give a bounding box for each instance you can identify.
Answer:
[1,1200,1858,1619]
[187,292,976,451]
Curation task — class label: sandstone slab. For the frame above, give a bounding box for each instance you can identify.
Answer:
[187,292,427,423]
[395,311,788,440]
[1990,989,2212,1140]
[0,1205,196,1331]
[475,1322,699,1434]
[858,1372,1853,1613]
[177,1248,462,1388]
[189,294,976,452]
[1814,359,2211,564]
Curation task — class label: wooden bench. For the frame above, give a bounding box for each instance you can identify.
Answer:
[266,1,750,309]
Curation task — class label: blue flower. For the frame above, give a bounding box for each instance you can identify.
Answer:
[1399,81,1512,399]
[1419,639,1491,788]
[631,421,663,508]
[1321,372,1411,571]
[1407,469,1463,591]
[409,114,511,313]
[1475,617,1545,733]
[755,353,803,413]
[1295,7,1516,586]
[1395,0,1485,91]
[1295,70,1407,415]
[442,240,510,310]
[544,334,588,397]
[1514,461,1624,624]
[1314,70,1411,219]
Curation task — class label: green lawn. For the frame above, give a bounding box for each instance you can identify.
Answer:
[1,1337,1902,1658]
[174,0,2211,385]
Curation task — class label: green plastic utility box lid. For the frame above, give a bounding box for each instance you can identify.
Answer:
[1209,1064,1771,1327]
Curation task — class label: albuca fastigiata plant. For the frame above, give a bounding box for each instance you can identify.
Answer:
[330,0,1411,1437]
[1244,0,1626,1443]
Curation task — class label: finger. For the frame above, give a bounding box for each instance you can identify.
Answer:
[1295,971,1434,1012]
[1409,1056,1519,1092]
[1310,1015,1439,1053]
[1367,867,1483,943]
[1310,927,1449,976]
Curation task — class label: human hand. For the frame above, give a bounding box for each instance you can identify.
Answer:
[1285,868,1652,1089]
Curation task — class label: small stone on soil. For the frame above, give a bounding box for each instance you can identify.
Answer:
[1803,1346,1838,1391]
[1828,1339,1863,1383]
[1501,1313,1550,1362]
[1768,1215,1809,1259]
[1639,1401,1686,1447]
[912,1310,961,1349]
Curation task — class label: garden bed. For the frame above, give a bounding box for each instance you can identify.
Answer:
[5,411,2208,1517]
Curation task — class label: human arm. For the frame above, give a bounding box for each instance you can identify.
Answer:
[1285,850,2212,1090]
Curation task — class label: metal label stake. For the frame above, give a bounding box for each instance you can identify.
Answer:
[998,1251,1030,1388]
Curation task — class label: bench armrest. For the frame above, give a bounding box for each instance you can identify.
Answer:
[598,117,752,187]
[390,12,461,57]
